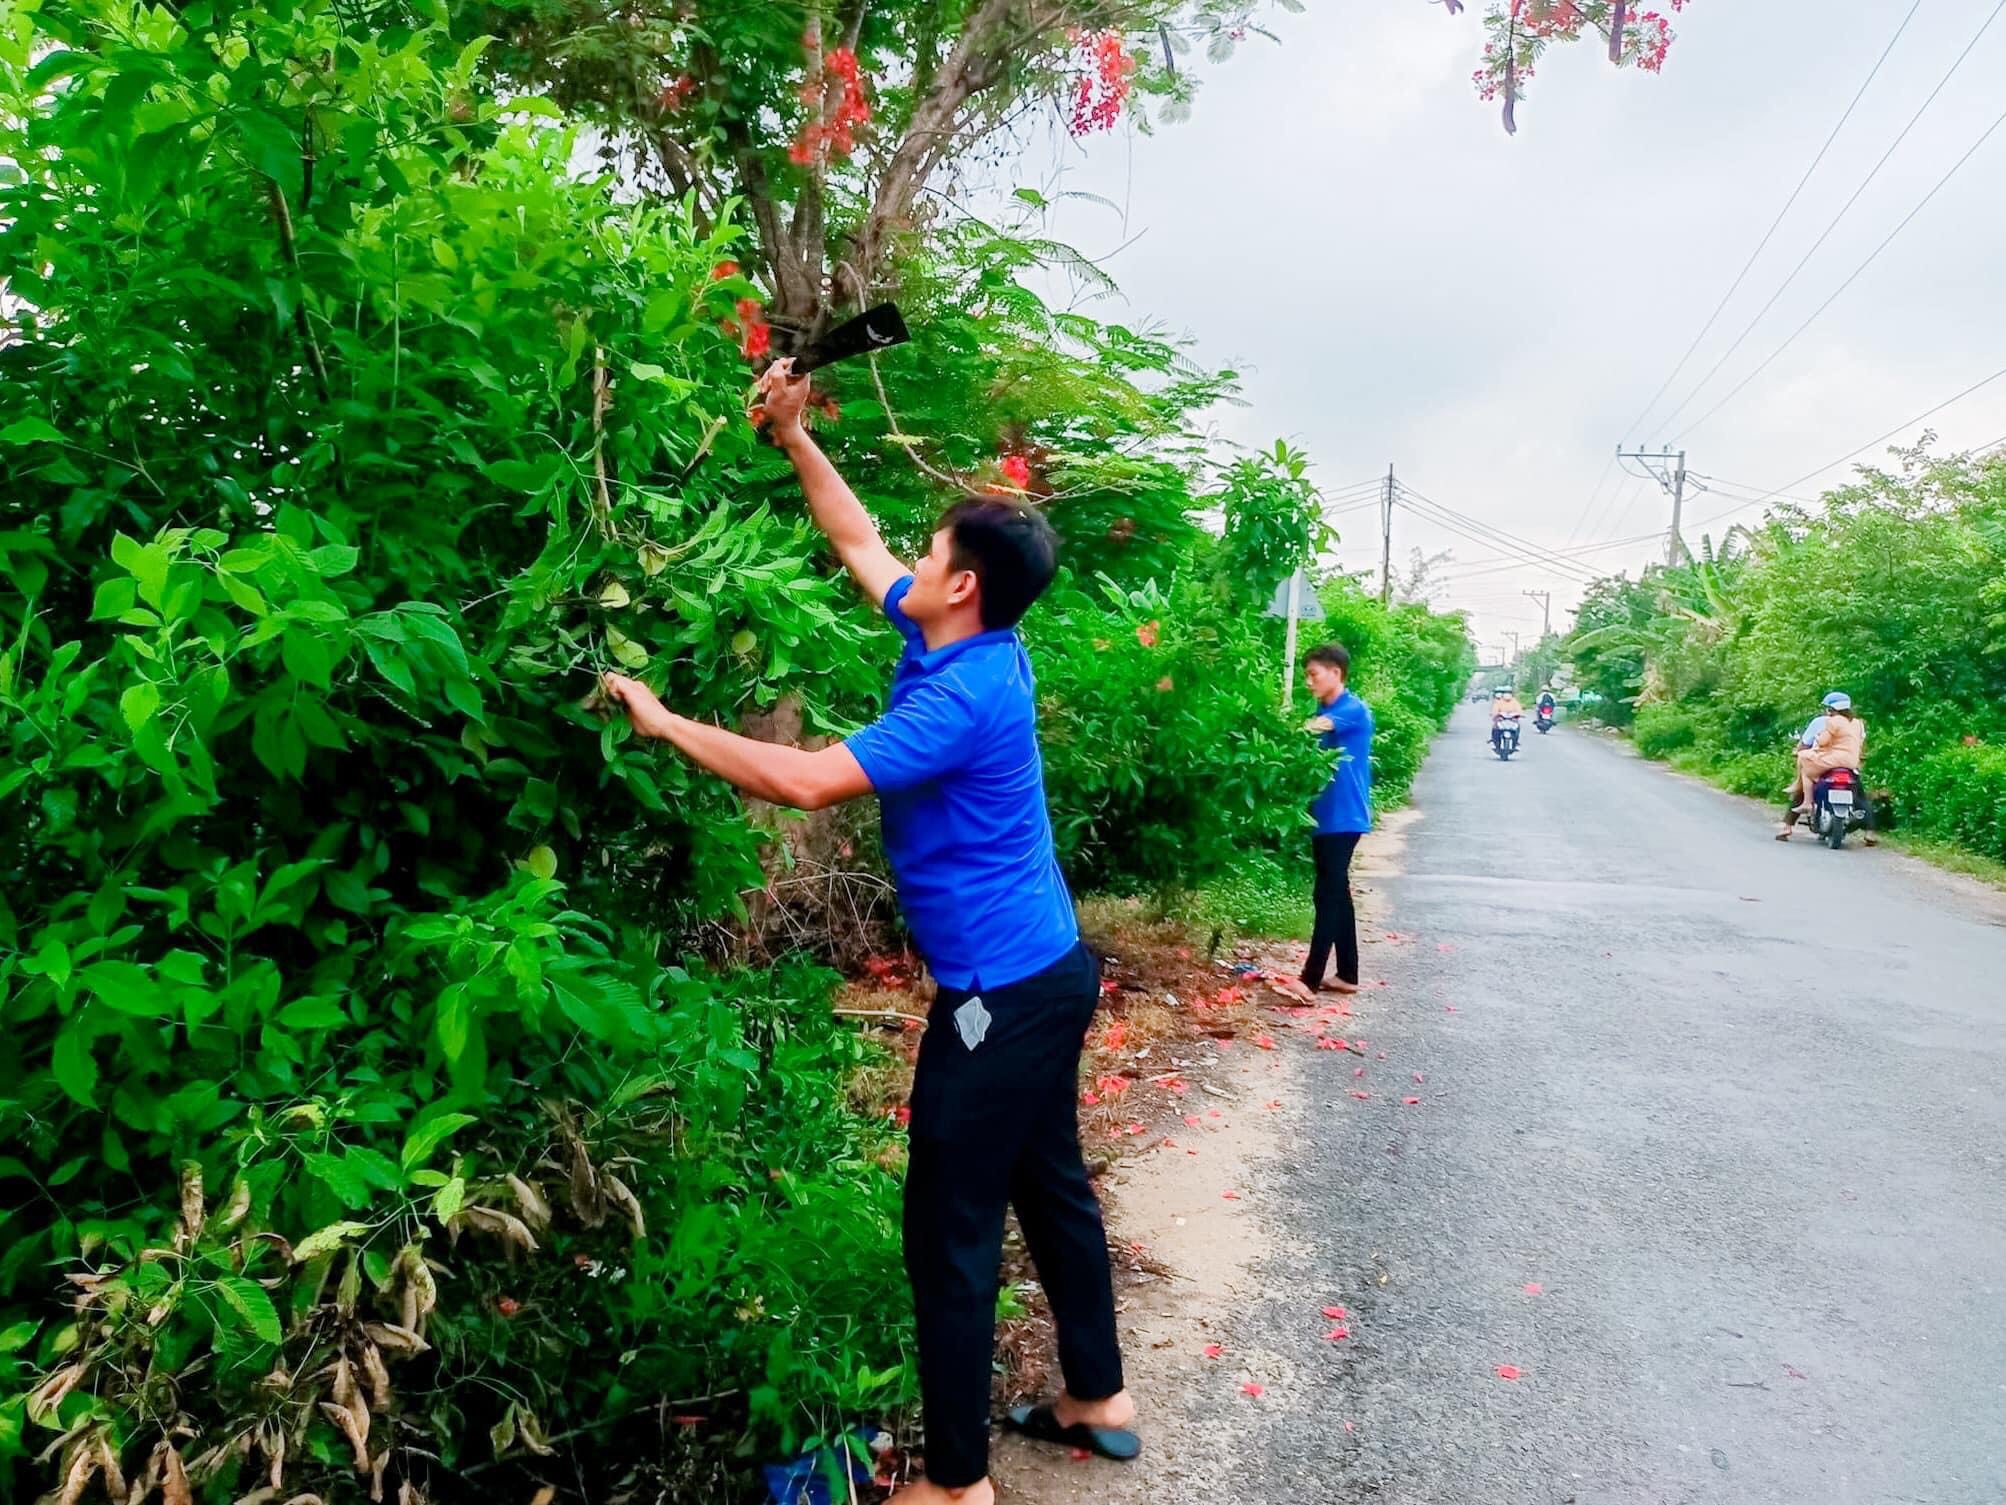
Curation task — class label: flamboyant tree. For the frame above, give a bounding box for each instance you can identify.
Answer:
[465,0,1692,333]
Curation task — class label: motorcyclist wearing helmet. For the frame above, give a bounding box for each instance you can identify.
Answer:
[1778,691,1866,840]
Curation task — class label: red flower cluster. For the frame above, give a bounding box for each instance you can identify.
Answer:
[1067,28,1134,135]
[1000,453,1031,489]
[720,295,771,359]
[710,260,739,281]
[789,47,873,165]
[657,73,696,113]
[1629,10,1677,72]
[1135,619,1160,648]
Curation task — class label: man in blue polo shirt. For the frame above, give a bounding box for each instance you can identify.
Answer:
[1296,642,1374,998]
[600,360,1134,1505]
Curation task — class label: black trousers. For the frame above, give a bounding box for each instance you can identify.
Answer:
[905,941,1124,1488]
[1301,831,1362,989]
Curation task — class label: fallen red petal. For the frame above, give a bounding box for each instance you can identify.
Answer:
[1322,1305,1348,1319]
[1204,1343,1224,1359]
[1413,1072,1425,1084]
[1495,1364,1522,1381]
[1221,1189,1240,1200]
[1354,1066,1366,1078]
[1241,1382,1264,1397]
[1070,1447,1091,1461]
[1402,1096,1421,1105]
[1325,1326,1350,1341]
[1522,1282,1543,1296]
[1349,1089,1371,1100]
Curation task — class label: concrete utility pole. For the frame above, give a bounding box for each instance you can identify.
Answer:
[1504,630,1521,666]
[1380,463,1395,607]
[1617,447,1696,566]
[1522,590,1553,637]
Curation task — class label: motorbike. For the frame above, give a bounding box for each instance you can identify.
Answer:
[1491,715,1521,761]
[1809,767,1870,849]
[1534,704,1555,734]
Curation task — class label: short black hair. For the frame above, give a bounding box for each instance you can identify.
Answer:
[937,497,1059,629]
[1305,642,1351,676]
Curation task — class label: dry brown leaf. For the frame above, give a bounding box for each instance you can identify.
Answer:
[529,1489,555,1505]
[516,1410,555,1459]
[123,1441,163,1505]
[178,1163,205,1251]
[362,1322,429,1356]
[506,1174,552,1231]
[215,1177,254,1233]
[398,1484,428,1505]
[26,1364,85,1426]
[317,1402,369,1471]
[264,1425,285,1492]
[97,1433,129,1500]
[358,1341,393,1409]
[368,1450,387,1504]
[600,1174,646,1240]
[52,1441,100,1505]
[458,1206,539,1255]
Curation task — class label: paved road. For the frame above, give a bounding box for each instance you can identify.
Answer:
[1222,705,2006,1504]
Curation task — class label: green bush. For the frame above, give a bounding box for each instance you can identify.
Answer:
[1632,703,1704,759]
[1904,741,2006,861]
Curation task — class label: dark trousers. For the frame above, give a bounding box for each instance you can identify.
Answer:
[1301,831,1362,989]
[905,942,1124,1488]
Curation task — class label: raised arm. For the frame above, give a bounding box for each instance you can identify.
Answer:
[758,360,908,606]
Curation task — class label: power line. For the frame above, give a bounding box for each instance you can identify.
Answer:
[1618,0,1923,445]
[1392,482,1602,583]
[1653,0,2006,439]
[1564,449,1621,546]
[1669,97,2006,443]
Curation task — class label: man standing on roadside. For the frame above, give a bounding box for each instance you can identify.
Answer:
[600,359,1135,1505]
[1295,643,1374,999]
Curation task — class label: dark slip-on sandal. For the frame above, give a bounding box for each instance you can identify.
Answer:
[1004,1403,1142,1462]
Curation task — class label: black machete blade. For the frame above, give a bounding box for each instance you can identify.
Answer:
[790,303,909,374]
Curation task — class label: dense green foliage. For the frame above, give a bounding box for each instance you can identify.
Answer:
[1563,447,2006,856]
[0,1,1469,1498]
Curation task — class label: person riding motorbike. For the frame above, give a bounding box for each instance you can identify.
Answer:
[1536,688,1557,713]
[1491,688,1523,752]
[1778,691,1868,841]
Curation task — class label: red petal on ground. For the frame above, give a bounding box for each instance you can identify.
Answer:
[1523,1283,1543,1295]
[1413,1072,1426,1083]
[1184,1115,1202,1127]
[1349,1090,1371,1100]
[1208,1110,1222,1119]
[1354,1066,1366,1078]
[1784,1364,1808,1380]
[1204,1343,1224,1359]
[1444,1006,1459,1013]
[1070,1447,1091,1461]
[1343,1420,1354,1433]
[1496,1364,1522,1381]
[1403,1096,1421,1105]
[1377,1051,1387,1060]
[1255,1035,1276,1050]
[1220,1189,1240,1200]
[1322,1305,1348,1319]
[1325,1326,1350,1341]
[1187,1149,1199,1156]
[1242,1382,1264,1397]
[1264,1100,1282,1110]
[1438,942,1457,952]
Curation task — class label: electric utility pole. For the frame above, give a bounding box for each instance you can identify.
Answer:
[1504,630,1520,666]
[1617,447,1699,566]
[1380,463,1395,606]
[1522,590,1552,637]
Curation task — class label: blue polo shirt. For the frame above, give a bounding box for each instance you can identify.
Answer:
[1309,690,1374,835]
[845,576,1079,991]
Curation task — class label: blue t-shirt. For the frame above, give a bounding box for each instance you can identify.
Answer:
[1309,690,1374,835]
[845,576,1079,991]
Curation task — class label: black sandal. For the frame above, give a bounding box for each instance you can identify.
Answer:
[1004,1403,1141,1462]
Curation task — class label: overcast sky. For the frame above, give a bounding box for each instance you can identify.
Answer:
[975,0,2006,656]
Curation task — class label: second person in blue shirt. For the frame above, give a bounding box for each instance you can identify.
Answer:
[1297,642,1374,998]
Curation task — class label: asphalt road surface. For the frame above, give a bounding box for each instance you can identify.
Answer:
[1224,705,2006,1505]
